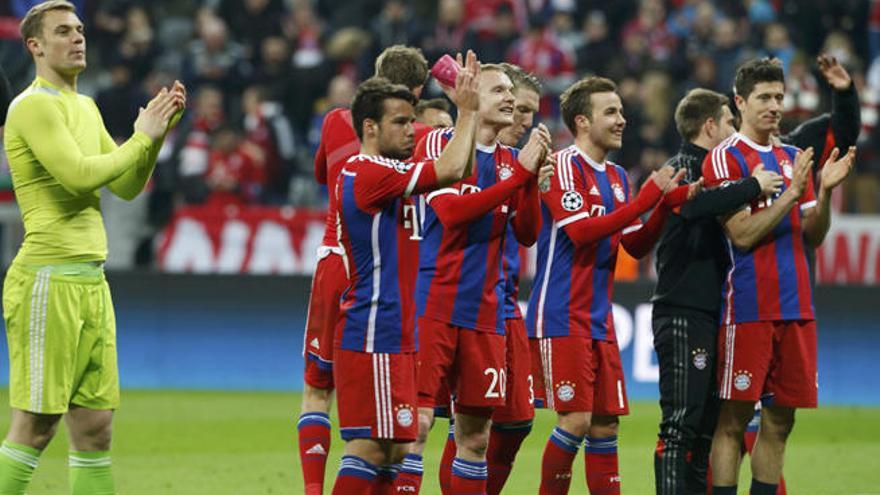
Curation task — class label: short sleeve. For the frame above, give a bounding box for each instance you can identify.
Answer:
[702,146,745,189]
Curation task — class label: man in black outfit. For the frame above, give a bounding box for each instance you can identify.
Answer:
[651,88,782,495]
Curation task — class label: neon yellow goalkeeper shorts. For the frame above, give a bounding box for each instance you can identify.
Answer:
[3,262,119,414]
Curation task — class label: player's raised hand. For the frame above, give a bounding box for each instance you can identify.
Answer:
[451,50,480,113]
[538,154,555,187]
[648,165,676,192]
[817,54,852,91]
[667,167,687,192]
[788,147,814,197]
[519,124,551,173]
[687,177,704,200]
[168,80,187,129]
[751,163,783,196]
[820,146,856,191]
[134,87,180,140]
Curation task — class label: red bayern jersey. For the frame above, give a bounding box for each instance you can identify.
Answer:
[414,128,537,334]
[314,108,433,248]
[336,154,440,353]
[702,133,816,325]
[526,144,640,342]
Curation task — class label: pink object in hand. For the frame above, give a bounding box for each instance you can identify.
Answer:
[431,54,461,88]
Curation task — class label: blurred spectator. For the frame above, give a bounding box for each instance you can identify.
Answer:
[370,0,424,54]
[415,98,453,128]
[463,0,527,38]
[744,0,776,26]
[638,71,676,150]
[505,16,575,97]
[283,2,325,70]
[179,86,226,204]
[183,15,250,92]
[760,23,795,73]
[551,5,580,55]
[115,5,162,81]
[710,17,746,92]
[422,0,466,62]
[621,0,677,64]
[90,0,135,63]
[684,53,720,92]
[308,75,356,154]
[575,10,615,76]
[242,86,298,204]
[216,0,285,64]
[204,125,266,207]
[250,36,293,104]
[461,3,518,63]
[95,64,149,141]
[782,53,820,128]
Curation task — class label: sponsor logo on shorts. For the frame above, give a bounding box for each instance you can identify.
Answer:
[394,404,414,427]
[561,191,584,211]
[555,381,576,402]
[692,348,708,370]
[734,370,753,391]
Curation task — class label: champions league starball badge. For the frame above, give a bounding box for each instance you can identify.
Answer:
[561,191,584,211]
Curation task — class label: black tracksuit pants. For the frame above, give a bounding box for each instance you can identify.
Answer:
[652,306,721,495]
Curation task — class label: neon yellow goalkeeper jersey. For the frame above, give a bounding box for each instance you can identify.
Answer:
[4,76,158,264]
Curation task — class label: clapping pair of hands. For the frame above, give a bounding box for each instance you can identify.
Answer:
[134,80,187,141]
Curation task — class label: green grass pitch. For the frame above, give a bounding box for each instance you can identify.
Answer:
[1,390,878,494]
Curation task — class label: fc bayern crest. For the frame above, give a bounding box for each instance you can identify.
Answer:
[692,349,708,370]
[395,405,414,427]
[734,371,752,391]
[561,191,584,211]
[612,184,626,202]
[781,161,793,179]
[498,163,514,180]
[556,381,576,402]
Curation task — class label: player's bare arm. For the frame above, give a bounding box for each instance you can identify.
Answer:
[802,146,856,247]
[721,147,813,251]
[433,50,480,184]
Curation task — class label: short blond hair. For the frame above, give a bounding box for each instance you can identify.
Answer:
[20,0,77,41]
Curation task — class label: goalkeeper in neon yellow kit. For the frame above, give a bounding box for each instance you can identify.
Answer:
[0,2,185,493]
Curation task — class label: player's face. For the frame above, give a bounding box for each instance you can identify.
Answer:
[498,88,540,147]
[418,108,453,128]
[478,70,516,128]
[737,81,784,136]
[586,91,626,152]
[33,10,87,75]
[377,98,416,160]
[708,105,736,147]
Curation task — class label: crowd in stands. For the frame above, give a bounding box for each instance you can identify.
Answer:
[1,0,878,224]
